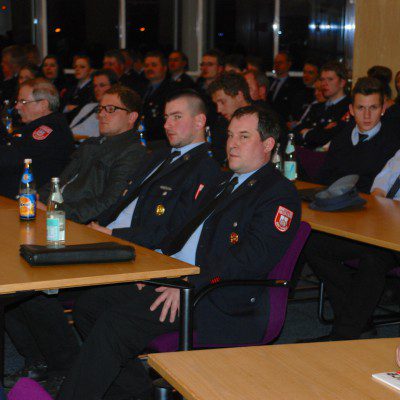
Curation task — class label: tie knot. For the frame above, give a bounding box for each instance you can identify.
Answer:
[226,177,239,192]
[358,133,369,143]
[168,151,181,161]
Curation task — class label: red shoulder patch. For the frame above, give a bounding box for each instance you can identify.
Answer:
[32,125,53,141]
[274,206,293,232]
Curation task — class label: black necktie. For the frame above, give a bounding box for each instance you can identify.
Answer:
[163,177,239,255]
[387,174,400,199]
[105,151,181,225]
[358,133,369,143]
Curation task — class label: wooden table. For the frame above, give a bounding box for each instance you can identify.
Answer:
[297,181,400,251]
[0,207,199,377]
[149,338,400,400]
[0,196,17,210]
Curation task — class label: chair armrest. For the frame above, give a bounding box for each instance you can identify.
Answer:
[141,278,193,290]
[193,279,290,308]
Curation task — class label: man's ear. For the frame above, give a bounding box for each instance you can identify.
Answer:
[129,111,139,126]
[194,113,206,130]
[263,137,275,153]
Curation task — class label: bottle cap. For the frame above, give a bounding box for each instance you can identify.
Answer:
[24,158,32,164]
[51,177,60,183]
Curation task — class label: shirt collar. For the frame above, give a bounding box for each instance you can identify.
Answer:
[171,142,204,158]
[325,95,346,108]
[231,166,262,190]
[351,121,382,145]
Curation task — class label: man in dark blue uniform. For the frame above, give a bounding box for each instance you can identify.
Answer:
[0,78,74,198]
[58,105,301,400]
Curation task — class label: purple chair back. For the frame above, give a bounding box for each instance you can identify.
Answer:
[148,221,311,352]
[295,146,327,182]
[8,378,52,400]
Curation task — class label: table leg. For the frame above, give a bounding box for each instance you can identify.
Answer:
[178,285,194,351]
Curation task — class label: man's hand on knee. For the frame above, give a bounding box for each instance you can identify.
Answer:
[150,287,180,323]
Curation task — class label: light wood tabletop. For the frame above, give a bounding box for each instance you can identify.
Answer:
[0,196,17,210]
[0,209,199,294]
[149,338,400,400]
[297,181,400,251]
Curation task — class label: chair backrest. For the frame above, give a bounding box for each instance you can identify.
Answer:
[295,145,327,182]
[261,221,311,343]
[148,221,311,352]
[7,378,52,400]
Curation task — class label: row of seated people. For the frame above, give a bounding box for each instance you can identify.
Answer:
[0,83,302,399]
[1,48,400,397]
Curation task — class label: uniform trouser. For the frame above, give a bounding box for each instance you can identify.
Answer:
[304,232,398,339]
[5,293,80,373]
[58,283,180,400]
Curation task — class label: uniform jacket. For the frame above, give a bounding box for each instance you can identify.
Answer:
[162,162,301,345]
[319,120,400,193]
[290,85,315,121]
[268,77,301,121]
[0,112,74,198]
[98,142,222,249]
[300,96,351,148]
[120,70,148,98]
[171,73,196,90]
[142,78,177,141]
[38,130,147,224]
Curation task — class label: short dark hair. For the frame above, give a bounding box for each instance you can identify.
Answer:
[208,72,252,103]
[367,65,393,98]
[73,54,92,67]
[321,61,347,81]
[145,50,167,66]
[203,49,224,66]
[244,70,269,90]
[19,63,41,79]
[351,77,385,105]
[245,55,264,72]
[92,69,119,85]
[169,50,189,70]
[105,85,142,113]
[231,105,281,142]
[104,50,125,65]
[304,58,321,70]
[224,54,246,71]
[2,45,27,68]
[165,89,207,116]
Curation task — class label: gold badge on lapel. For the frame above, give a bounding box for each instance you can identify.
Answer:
[155,204,165,216]
[230,232,239,244]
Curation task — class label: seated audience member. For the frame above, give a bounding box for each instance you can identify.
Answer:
[291,59,320,121]
[318,77,400,193]
[17,63,41,86]
[58,105,301,400]
[224,53,246,73]
[89,89,222,249]
[69,69,118,137]
[296,61,351,148]
[0,78,74,198]
[290,79,326,131]
[104,49,147,97]
[168,50,195,89]
[303,131,400,342]
[245,55,264,74]
[208,72,252,164]
[142,50,177,142]
[267,51,301,121]
[368,65,400,124]
[196,49,224,92]
[120,48,148,96]
[62,55,94,117]
[23,44,42,66]
[243,69,269,103]
[371,148,400,199]
[37,84,146,223]
[0,45,27,103]
[41,55,70,96]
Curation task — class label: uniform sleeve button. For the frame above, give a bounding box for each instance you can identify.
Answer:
[250,297,256,303]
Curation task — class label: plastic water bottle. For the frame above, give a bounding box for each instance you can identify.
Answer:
[137,116,147,147]
[284,133,297,181]
[46,177,65,247]
[19,159,36,221]
[271,143,283,172]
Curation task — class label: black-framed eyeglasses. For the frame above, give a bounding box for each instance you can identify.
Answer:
[96,105,130,114]
[14,99,44,106]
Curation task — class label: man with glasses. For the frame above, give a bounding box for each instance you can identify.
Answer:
[3,85,147,394]
[0,78,74,198]
[196,49,224,92]
[37,84,147,224]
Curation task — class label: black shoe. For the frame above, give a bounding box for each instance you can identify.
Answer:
[296,334,344,343]
[4,361,49,388]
